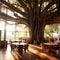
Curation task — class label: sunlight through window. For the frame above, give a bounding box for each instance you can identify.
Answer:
[0,20,30,42]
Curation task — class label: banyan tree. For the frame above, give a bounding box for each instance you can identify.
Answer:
[0,0,60,44]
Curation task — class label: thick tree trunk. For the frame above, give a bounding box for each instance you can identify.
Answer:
[30,20,38,44]
[30,19,45,45]
[37,21,45,44]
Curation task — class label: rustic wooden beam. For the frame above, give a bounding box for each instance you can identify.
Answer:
[46,20,60,25]
[0,11,29,24]
[14,13,30,24]
[0,11,19,22]
[0,0,30,19]
[14,13,31,21]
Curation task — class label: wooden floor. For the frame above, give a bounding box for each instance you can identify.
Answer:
[0,44,60,60]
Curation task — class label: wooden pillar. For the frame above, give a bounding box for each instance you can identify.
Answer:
[4,21,6,41]
[4,21,7,48]
[0,1,2,41]
[14,23,16,41]
[0,30,1,41]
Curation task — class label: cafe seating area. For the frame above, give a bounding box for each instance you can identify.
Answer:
[40,42,60,53]
[0,37,60,60]
[10,40,28,53]
[0,43,60,60]
[0,0,60,60]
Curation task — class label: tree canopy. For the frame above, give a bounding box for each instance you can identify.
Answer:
[0,0,60,44]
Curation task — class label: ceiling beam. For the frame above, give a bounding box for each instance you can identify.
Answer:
[0,0,30,19]
[0,11,29,24]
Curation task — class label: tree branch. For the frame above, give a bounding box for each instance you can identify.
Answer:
[42,0,57,14]
[26,0,33,12]
[46,11,60,24]
[0,0,30,18]
[17,0,31,14]
[39,0,43,16]
[14,13,31,21]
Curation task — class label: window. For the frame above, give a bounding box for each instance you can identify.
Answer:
[0,20,30,42]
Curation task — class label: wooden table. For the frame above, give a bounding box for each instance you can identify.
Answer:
[11,42,28,53]
[41,43,59,52]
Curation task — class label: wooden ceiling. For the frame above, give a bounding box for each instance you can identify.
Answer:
[0,0,60,25]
